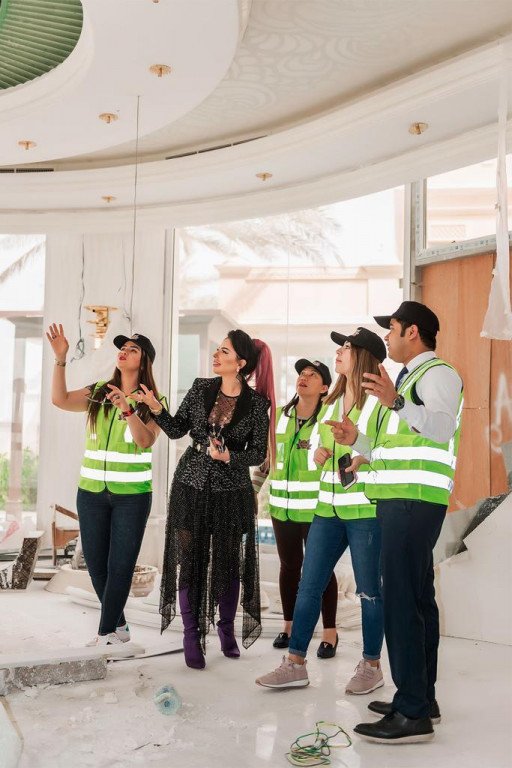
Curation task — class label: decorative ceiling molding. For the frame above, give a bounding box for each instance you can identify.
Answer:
[0,0,240,164]
[0,0,83,90]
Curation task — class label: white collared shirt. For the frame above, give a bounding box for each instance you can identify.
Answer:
[354,351,463,455]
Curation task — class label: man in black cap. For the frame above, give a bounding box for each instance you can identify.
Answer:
[329,301,463,744]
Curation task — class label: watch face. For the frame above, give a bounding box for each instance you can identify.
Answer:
[392,395,405,411]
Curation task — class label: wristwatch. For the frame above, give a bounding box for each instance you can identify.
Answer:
[391,394,405,412]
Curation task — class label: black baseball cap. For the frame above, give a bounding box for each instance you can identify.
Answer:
[330,327,386,363]
[374,301,440,336]
[295,359,332,387]
[114,333,156,363]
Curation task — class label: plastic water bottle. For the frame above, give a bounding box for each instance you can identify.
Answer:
[154,685,182,715]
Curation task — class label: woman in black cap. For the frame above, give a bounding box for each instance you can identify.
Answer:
[255,327,387,693]
[265,359,338,656]
[137,330,275,669]
[46,326,165,647]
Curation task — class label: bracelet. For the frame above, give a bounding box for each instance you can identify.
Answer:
[150,404,163,415]
[55,360,67,367]
[121,406,135,418]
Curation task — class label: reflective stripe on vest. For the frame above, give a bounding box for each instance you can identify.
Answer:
[269,405,323,521]
[365,359,463,505]
[316,395,379,519]
[78,382,155,494]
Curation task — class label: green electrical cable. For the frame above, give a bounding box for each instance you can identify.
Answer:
[286,721,352,767]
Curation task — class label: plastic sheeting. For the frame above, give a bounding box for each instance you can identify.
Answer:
[481,45,512,340]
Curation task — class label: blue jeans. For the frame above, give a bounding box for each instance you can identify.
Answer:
[289,514,383,660]
[76,488,152,635]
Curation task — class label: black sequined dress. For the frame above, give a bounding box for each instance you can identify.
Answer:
[153,377,269,649]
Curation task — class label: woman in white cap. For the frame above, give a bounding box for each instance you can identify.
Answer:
[266,359,338,657]
[255,327,386,694]
[46,325,165,646]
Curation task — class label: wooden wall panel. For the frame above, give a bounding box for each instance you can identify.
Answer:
[422,251,511,511]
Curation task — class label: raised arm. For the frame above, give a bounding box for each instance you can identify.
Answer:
[136,381,196,441]
[46,323,90,412]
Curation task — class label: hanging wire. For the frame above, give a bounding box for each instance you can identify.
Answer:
[69,238,86,362]
[128,94,141,333]
[286,721,352,767]
[120,95,141,329]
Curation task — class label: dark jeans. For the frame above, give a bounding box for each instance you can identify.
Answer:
[76,488,152,635]
[271,516,338,627]
[289,514,383,660]
[377,498,446,719]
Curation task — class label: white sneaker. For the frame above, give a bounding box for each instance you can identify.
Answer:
[255,656,309,689]
[345,659,384,695]
[86,632,123,647]
[115,623,131,643]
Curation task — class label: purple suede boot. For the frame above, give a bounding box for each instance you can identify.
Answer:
[178,588,205,669]
[217,580,241,658]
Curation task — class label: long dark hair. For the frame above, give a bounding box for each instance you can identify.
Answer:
[87,349,158,433]
[283,393,325,424]
[324,346,380,410]
[228,329,276,466]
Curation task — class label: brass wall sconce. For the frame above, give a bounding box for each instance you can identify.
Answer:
[18,140,37,150]
[85,305,117,349]
[256,172,273,181]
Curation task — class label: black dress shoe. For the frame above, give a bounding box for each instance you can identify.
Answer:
[368,699,441,724]
[316,633,338,659]
[354,712,434,744]
[272,632,289,649]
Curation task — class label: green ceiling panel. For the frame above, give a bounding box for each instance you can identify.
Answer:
[0,0,83,90]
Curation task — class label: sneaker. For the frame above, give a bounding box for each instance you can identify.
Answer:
[86,632,123,647]
[345,659,384,695]
[255,656,309,689]
[115,623,131,643]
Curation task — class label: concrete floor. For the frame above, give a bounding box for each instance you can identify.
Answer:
[1,583,511,768]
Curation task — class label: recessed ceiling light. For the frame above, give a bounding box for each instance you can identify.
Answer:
[256,172,272,181]
[99,113,119,124]
[101,196,116,203]
[409,122,429,135]
[149,64,172,77]
[18,140,36,150]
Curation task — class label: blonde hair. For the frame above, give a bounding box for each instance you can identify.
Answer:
[324,346,380,410]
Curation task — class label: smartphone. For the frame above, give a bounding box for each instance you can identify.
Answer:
[338,453,356,489]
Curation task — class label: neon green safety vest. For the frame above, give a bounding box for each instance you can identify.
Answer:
[364,359,463,506]
[268,406,322,522]
[78,382,164,495]
[315,395,380,520]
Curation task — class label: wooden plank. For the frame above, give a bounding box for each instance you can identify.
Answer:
[449,408,491,511]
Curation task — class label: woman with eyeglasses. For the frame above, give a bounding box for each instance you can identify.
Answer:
[136,330,275,670]
[256,328,386,695]
[266,359,339,658]
[47,324,165,647]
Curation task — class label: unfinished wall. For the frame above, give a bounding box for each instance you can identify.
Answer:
[422,250,512,511]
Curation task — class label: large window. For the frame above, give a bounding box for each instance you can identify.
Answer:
[427,156,512,247]
[0,235,45,526]
[171,188,404,505]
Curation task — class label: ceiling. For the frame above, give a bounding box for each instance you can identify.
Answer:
[0,0,511,228]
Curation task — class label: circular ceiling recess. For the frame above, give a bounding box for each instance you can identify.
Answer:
[0,0,83,90]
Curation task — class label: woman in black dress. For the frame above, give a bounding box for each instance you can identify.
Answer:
[136,329,275,668]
